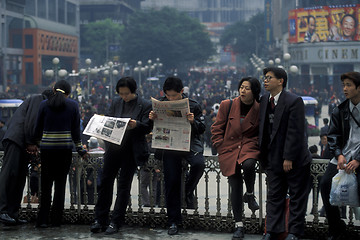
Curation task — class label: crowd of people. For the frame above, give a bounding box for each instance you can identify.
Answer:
[0,68,359,240]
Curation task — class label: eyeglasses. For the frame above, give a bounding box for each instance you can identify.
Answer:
[262,75,275,82]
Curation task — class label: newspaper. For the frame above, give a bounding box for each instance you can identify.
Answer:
[151,97,191,152]
[83,114,130,145]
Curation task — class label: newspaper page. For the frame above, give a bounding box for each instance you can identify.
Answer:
[151,97,191,151]
[83,114,130,145]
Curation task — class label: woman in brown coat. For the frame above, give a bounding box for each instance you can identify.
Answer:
[211,77,261,240]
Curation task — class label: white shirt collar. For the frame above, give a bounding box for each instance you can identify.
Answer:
[269,91,282,106]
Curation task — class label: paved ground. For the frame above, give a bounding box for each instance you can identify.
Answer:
[0,223,263,240]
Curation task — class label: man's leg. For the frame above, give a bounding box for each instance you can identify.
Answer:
[320,163,346,237]
[0,141,28,220]
[184,152,205,201]
[287,163,311,236]
[265,169,288,234]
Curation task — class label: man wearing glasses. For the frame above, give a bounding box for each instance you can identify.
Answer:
[259,67,311,240]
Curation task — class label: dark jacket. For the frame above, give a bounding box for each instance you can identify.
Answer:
[327,99,360,162]
[259,91,312,172]
[107,95,153,166]
[3,94,46,148]
[156,94,205,154]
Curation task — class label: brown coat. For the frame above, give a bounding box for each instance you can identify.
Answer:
[211,97,260,176]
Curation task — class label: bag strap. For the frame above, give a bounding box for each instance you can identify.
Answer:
[350,110,360,128]
[224,99,232,135]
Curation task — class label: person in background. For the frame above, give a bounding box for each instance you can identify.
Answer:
[0,89,52,225]
[259,67,311,240]
[211,77,261,240]
[320,118,329,136]
[140,133,159,207]
[81,137,104,205]
[304,15,320,43]
[33,80,88,228]
[149,76,205,235]
[90,76,152,235]
[320,72,360,240]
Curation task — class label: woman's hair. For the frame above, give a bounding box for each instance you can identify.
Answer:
[47,80,71,111]
[238,77,261,102]
[115,76,137,94]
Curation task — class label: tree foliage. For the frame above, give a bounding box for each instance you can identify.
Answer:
[120,7,215,70]
[220,13,265,59]
[82,18,123,65]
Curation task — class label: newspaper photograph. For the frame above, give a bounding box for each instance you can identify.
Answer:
[83,114,130,145]
[151,97,191,151]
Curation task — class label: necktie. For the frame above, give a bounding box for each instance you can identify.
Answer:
[270,97,275,110]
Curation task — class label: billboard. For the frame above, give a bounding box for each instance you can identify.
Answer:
[288,4,360,43]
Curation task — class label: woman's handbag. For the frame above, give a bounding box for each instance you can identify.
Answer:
[330,169,359,207]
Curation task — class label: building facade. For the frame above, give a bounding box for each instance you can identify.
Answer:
[0,0,80,91]
[270,0,360,94]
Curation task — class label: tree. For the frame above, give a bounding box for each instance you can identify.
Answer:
[220,13,265,61]
[120,7,215,70]
[81,18,123,65]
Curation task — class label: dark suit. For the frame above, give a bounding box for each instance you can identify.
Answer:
[0,94,46,219]
[259,91,311,236]
[94,95,152,226]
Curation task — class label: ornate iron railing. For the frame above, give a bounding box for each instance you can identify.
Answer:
[1,152,359,238]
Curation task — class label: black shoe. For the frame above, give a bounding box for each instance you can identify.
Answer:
[36,223,49,228]
[285,233,299,240]
[105,222,119,235]
[16,218,28,224]
[0,213,16,225]
[168,223,178,235]
[232,226,244,239]
[90,220,107,233]
[262,233,277,240]
[243,193,259,211]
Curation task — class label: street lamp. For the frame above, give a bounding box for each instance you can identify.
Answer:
[85,58,92,99]
[274,58,281,66]
[58,69,68,79]
[52,57,60,82]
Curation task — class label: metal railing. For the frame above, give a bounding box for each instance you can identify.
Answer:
[1,152,359,238]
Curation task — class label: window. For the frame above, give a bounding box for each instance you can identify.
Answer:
[25,35,33,49]
[48,0,56,21]
[38,0,46,19]
[58,0,65,23]
[67,2,76,26]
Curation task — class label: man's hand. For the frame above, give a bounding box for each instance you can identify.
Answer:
[337,155,347,170]
[186,112,194,124]
[128,119,137,129]
[26,144,38,155]
[283,160,293,172]
[345,159,360,174]
[149,111,157,120]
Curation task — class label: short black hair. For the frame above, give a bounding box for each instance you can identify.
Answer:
[263,67,288,88]
[116,76,137,93]
[163,77,183,93]
[309,145,318,154]
[341,71,360,88]
[238,77,261,102]
[323,118,329,125]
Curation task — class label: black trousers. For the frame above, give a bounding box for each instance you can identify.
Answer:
[265,163,310,236]
[228,158,256,222]
[320,163,360,236]
[37,149,72,226]
[0,140,28,219]
[94,144,137,226]
[162,150,205,225]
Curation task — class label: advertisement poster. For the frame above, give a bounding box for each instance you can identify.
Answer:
[288,4,360,43]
